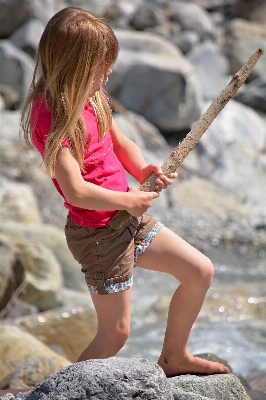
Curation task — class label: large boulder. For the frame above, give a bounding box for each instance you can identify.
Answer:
[235,76,266,112]
[25,357,249,400]
[0,234,64,312]
[0,222,85,291]
[0,180,42,225]
[107,30,202,132]
[230,0,266,24]
[168,1,217,40]
[10,18,45,59]
[168,373,249,400]
[13,301,97,362]
[223,18,266,80]
[0,325,71,386]
[0,238,24,312]
[195,100,266,218]
[26,358,174,400]
[187,40,230,100]
[0,40,34,107]
[17,240,64,311]
[176,100,266,232]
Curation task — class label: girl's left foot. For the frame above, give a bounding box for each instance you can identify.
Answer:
[158,353,229,377]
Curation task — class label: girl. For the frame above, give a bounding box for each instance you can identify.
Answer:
[21,7,229,377]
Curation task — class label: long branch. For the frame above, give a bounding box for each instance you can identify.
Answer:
[109,47,264,230]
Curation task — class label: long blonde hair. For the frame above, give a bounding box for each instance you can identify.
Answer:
[20,7,119,177]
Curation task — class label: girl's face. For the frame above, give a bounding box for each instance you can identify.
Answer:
[89,65,112,97]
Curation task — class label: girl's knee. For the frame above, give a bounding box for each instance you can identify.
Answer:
[181,255,214,289]
[195,256,214,289]
[98,320,130,352]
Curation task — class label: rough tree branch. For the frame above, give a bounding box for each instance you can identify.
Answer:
[109,47,264,230]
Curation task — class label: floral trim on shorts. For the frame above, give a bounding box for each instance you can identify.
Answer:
[134,222,164,264]
[87,276,133,295]
[87,222,163,294]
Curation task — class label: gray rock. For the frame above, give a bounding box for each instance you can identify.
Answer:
[10,18,45,59]
[4,299,38,319]
[187,41,230,100]
[0,179,42,225]
[0,238,24,312]
[0,40,34,108]
[26,357,173,400]
[196,100,266,218]
[107,30,202,131]
[223,18,266,80]
[0,222,85,291]
[168,373,249,400]
[0,325,71,391]
[130,3,166,31]
[0,0,30,38]
[0,234,64,312]
[172,30,200,54]
[235,77,266,112]
[0,85,19,109]
[169,2,217,40]
[230,0,266,24]
[61,0,114,18]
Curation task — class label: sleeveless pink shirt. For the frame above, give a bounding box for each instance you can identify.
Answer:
[31,97,128,227]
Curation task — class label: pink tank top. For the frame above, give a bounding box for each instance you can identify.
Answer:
[31,96,128,227]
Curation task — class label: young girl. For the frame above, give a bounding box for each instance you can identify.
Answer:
[21,7,229,377]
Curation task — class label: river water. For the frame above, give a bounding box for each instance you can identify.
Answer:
[117,257,266,379]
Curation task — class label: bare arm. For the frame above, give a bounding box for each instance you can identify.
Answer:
[110,118,177,186]
[54,146,159,216]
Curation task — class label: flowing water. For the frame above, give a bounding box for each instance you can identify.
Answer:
[117,259,266,379]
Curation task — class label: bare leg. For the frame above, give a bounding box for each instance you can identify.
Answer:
[76,288,131,362]
[137,226,229,376]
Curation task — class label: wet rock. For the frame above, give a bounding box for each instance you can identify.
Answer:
[0,40,34,107]
[0,222,84,291]
[26,358,173,400]
[223,18,266,80]
[13,302,97,362]
[0,325,71,384]
[187,40,230,100]
[0,180,42,225]
[10,18,45,59]
[151,281,266,322]
[246,369,266,392]
[107,29,202,131]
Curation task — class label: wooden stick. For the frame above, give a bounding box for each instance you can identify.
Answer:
[109,47,264,230]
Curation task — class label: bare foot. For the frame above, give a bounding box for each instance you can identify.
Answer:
[158,352,229,377]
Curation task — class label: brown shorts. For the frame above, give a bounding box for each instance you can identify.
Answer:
[65,215,163,295]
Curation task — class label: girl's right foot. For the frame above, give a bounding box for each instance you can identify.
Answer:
[157,352,229,377]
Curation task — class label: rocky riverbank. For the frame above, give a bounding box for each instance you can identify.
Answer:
[0,0,265,399]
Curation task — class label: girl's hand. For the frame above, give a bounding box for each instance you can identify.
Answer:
[126,187,159,217]
[140,164,178,192]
